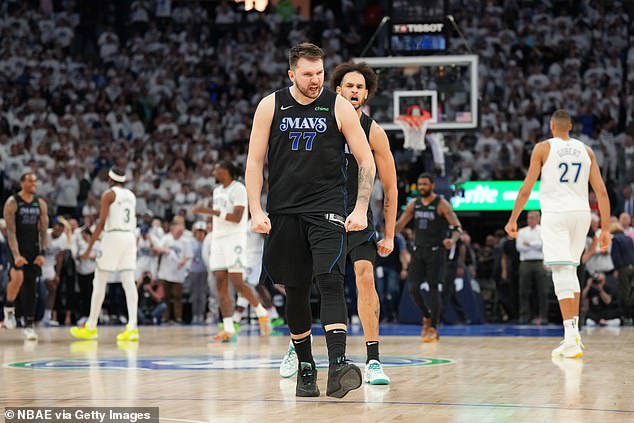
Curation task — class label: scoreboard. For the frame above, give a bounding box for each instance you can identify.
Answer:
[390,0,448,54]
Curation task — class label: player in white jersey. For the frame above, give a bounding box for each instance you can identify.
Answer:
[193,161,269,341]
[70,168,140,341]
[506,110,611,358]
[232,220,282,325]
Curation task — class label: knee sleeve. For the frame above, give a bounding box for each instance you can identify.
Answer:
[551,265,579,300]
[19,266,38,319]
[315,273,347,326]
[285,285,312,335]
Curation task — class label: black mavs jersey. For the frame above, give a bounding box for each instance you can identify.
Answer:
[267,87,347,216]
[13,194,41,259]
[345,112,374,222]
[414,196,448,248]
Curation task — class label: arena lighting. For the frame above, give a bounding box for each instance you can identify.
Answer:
[234,0,268,12]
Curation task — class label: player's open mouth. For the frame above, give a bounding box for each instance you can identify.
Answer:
[350,96,359,102]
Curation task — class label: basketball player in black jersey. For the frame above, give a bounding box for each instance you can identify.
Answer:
[2,173,49,340]
[395,173,462,342]
[330,62,397,385]
[246,43,375,398]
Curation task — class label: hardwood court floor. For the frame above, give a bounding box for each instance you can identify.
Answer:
[1,324,633,422]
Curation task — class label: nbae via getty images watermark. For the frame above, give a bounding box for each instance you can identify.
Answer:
[3,407,159,423]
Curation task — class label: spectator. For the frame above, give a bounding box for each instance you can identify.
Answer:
[516,211,549,324]
[155,219,192,323]
[610,223,634,325]
[581,272,621,326]
[55,166,80,218]
[137,272,167,325]
[189,221,209,324]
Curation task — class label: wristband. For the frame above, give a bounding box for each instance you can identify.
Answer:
[219,210,227,220]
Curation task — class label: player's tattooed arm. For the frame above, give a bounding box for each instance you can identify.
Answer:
[370,122,398,240]
[356,164,374,208]
[39,199,49,251]
[3,197,20,258]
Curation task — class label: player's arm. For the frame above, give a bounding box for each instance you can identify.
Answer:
[34,199,49,266]
[225,206,245,223]
[2,197,25,266]
[245,93,275,233]
[81,189,115,259]
[369,121,398,255]
[587,146,611,251]
[395,199,416,234]
[191,205,216,216]
[438,198,463,249]
[505,142,548,238]
[336,95,376,231]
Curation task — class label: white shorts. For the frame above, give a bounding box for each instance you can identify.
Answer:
[96,231,137,273]
[541,211,591,266]
[244,253,262,286]
[209,233,247,274]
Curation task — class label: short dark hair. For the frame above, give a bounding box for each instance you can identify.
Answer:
[417,172,435,184]
[20,172,35,182]
[288,43,325,69]
[217,160,239,179]
[331,62,379,99]
[551,109,571,123]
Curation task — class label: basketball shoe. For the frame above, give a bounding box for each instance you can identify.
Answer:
[23,327,38,341]
[70,325,98,340]
[116,326,139,341]
[296,362,320,397]
[552,335,584,358]
[280,340,299,378]
[213,330,237,343]
[421,317,431,339]
[3,306,17,329]
[326,357,362,398]
[423,327,440,343]
[258,316,271,336]
[364,360,390,385]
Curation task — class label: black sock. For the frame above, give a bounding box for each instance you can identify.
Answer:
[325,329,346,364]
[5,301,14,308]
[292,335,314,367]
[366,341,380,363]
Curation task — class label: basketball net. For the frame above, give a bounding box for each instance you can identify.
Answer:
[395,106,431,151]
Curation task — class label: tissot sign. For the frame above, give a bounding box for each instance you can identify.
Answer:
[451,181,541,211]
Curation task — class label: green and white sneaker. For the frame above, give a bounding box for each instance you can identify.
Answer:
[364,360,391,385]
[552,336,584,358]
[280,340,299,378]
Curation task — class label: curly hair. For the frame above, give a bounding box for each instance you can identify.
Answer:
[330,62,379,99]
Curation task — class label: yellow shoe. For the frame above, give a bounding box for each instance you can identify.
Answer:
[213,330,237,342]
[116,326,139,341]
[423,327,440,343]
[70,325,98,340]
[258,316,271,336]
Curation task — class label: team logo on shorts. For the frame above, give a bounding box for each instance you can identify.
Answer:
[6,355,453,371]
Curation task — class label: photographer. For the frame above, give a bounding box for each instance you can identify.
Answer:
[137,272,167,325]
[581,272,621,326]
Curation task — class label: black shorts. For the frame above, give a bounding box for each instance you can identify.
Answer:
[408,245,446,285]
[8,249,40,276]
[262,214,347,287]
[347,227,377,264]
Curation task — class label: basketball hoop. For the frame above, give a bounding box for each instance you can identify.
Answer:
[395,108,432,151]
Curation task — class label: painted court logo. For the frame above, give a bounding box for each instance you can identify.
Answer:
[6,355,453,371]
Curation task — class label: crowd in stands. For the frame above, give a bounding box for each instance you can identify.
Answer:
[0,0,633,327]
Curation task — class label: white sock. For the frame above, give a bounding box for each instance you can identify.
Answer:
[44,309,52,321]
[223,317,235,334]
[232,310,243,322]
[121,271,138,329]
[255,303,268,318]
[87,269,109,329]
[563,317,580,343]
[267,307,279,319]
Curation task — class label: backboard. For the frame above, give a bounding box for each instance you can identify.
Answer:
[352,55,479,131]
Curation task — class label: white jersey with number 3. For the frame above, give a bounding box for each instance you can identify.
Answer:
[105,186,137,232]
[540,137,591,213]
